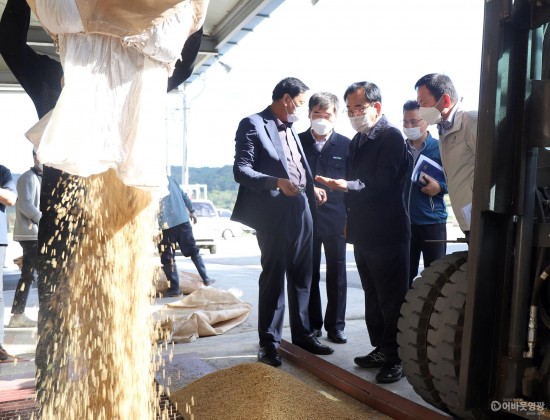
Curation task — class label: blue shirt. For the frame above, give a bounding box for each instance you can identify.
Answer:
[158,176,194,230]
[405,133,448,225]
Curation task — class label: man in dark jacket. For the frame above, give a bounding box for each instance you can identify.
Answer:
[232,77,334,368]
[316,81,410,383]
[403,100,448,287]
[299,92,350,344]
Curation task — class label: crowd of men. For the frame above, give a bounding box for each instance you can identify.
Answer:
[232,74,476,383]
[0,0,477,394]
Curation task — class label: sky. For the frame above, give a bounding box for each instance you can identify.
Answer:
[0,0,484,173]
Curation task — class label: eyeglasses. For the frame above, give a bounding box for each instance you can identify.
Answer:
[403,119,423,127]
[345,103,373,117]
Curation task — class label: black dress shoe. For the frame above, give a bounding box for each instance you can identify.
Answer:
[375,363,404,383]
[354,347,385,368]
[294,334,334,355]
[258,347,281,367]
[327,330,347,344]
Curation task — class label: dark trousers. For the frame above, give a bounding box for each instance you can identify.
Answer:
[255,193,313,348]
[409,223,447,287]
[309,233,347,333]
[11,240,39,314]
[159,222,200,292]
[354,242,409,364]
[36,167,84,399]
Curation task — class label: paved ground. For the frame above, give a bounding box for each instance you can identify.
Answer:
[0,225,466,417]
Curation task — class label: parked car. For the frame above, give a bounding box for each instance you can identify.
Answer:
[191,199,221,254]
[217,208,232,218]
[217,208,256,238]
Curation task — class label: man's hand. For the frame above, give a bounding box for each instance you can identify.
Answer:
[314,175,348,192]
[190,212,198,224]
[314,187,327,206]
[420,175,442,196]
[277,179,303,196]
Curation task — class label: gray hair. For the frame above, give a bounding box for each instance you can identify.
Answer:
[308,92,340,114]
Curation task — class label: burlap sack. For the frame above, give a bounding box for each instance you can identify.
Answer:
[154,265,204,295]
[153,288,252,343]
[75,0,208,38]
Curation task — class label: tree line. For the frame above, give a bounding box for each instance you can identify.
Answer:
[189,165,238,211]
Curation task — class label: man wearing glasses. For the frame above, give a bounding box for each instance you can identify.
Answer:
[402,100,448,287]
[316,81,410,383]
[232,77,334,367]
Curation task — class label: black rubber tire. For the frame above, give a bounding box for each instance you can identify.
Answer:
[397,251,468,412]
[209,245,217,254]
[428,264,478,419]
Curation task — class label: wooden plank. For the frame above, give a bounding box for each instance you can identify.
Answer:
[280,340,451,420]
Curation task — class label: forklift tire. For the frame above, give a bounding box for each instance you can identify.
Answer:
[398,251,468,412]
[428,263,481,419]
[209,245,217,254]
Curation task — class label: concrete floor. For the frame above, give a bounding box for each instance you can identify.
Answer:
[1,228,464,417]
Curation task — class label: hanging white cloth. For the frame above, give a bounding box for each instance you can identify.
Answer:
[29,0,208,193]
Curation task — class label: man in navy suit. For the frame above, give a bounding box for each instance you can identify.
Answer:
[232,77,334,367]
[298,92,350,345]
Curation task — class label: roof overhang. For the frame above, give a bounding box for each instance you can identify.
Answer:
[0,0,287,90]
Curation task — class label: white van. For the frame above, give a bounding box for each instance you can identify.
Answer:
[191,199,221,254]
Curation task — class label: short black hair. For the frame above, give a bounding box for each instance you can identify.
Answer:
[403,100,420,112]
[272,77,309,101]
[414,73,458,104]
[343,81,382,104]
[308,92,339,114]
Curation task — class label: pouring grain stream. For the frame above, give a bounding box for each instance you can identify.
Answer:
[18,1,209,417]
[38,169,165,419]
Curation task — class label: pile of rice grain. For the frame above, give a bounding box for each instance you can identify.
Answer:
[39,170,164,419]
[171,362,387,420]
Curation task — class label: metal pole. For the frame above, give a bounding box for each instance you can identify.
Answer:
[182,84,189,188]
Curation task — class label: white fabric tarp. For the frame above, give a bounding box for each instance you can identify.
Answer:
[28,0,208,193]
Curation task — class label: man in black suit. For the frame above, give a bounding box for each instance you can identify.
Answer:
[298,92,350,345]
[232,77,334,367]
[316,81,410,383]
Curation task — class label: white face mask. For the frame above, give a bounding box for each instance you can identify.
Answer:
[311,118,333,136]
[287,111,300,123]
[349,114,374,133]
[403,126,423,141]
[419,107,441,125]
[418,96,443,125]
[286,98,305,123]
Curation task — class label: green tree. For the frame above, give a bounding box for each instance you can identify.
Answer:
[189,165,238,210]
